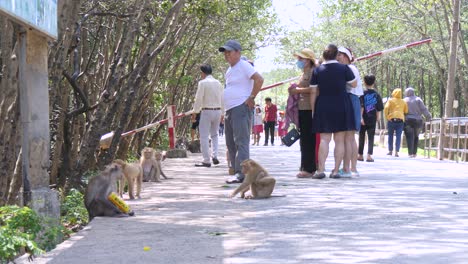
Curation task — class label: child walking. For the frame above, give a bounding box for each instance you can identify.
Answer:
[252,106,263,146]
[358,74,384,162]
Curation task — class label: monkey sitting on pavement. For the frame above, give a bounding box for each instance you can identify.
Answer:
[140,147,168,182]
[113,159,143,199]
[84,162,135,220]
[230,159,276,199]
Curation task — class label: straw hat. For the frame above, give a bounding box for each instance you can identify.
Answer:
[293,48,316,61]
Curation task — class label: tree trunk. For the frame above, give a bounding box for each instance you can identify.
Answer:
[444,0,460,117]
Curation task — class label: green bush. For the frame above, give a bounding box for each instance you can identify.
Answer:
[0,206,44,263]
[61,188,89,227]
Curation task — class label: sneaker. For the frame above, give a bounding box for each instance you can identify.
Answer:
[387,151,392,156]
[226,174,244,184]
[263,143,268,146]
[329,173,341,179]
[351,171,360,177]
[271,143,274,146]
[212,157,220,165]
[395,152,399,157]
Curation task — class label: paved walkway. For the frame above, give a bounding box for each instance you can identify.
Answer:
[21,137,468,264]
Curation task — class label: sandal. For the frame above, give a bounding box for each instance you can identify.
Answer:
[297,171,314,178]
[366,158,374,162]
[312,172,326,179]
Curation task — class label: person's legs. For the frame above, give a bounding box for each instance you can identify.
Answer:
[343,131,352,172]
[191,129,196,142]
[404,122,415,156]
[317,133,332,173]
[231,104,252,179]
[413,125,421,156]
[298,110,316,174]
[209,110,222,160]
[367,123,376,157]
[263,122,269,145]
[224,109,236,172]
[358,124,367,156]
[395,122,404,154]
[269,121,275,145]
[343,130,358,173]
[333,132,346,174]
[198,111,211,164]
[387,121,395,153]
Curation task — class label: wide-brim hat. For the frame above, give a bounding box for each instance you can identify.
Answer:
[293,48,316,61]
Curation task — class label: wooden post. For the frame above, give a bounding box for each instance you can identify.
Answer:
[437,118,445,160]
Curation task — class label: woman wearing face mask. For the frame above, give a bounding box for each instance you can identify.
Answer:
[289,48,320,178]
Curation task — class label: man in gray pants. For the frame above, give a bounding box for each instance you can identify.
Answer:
[219,40,264,183]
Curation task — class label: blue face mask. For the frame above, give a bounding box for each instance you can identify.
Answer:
[296,60,305,69]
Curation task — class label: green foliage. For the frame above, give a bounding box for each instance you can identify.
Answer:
[0,206,44,262]
[61,189,89,227]
[272,0,468,118]
[37,218,65,252]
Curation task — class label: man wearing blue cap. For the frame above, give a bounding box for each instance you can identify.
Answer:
[219,40,264,184]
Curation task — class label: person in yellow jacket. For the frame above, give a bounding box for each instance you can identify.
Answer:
[384,88,408,157]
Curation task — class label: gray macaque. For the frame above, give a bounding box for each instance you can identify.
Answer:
[140,147,168,182]
[84,163,134,220]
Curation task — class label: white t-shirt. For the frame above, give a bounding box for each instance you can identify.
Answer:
[224,60,256,111]
[347,64,364,96]
[253,112,263,126]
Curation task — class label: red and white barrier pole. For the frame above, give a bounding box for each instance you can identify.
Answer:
[355,38,432,61]
[99,109,193,149]
[167,105,176,149]
[260,76,300,91]
[260,39,432,92]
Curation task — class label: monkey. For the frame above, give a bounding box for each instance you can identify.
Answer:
[84,162,134,220]
[140,147,168,182]
[230,159,276,199]
[113,159,143,199]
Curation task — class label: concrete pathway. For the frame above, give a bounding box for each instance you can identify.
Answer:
[21,137,468,264]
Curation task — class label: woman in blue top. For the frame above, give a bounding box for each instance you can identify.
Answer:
[310,44,357,179]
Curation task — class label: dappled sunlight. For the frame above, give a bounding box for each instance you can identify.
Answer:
[26,137,468,264]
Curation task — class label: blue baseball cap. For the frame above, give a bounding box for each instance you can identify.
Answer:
[219,40,242,52]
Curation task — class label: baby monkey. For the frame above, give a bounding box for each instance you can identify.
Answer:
[230,159,276,199]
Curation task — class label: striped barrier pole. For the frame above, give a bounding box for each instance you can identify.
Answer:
[99,109,193,149]
[167,105,176,149]
[355,38,432,61]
